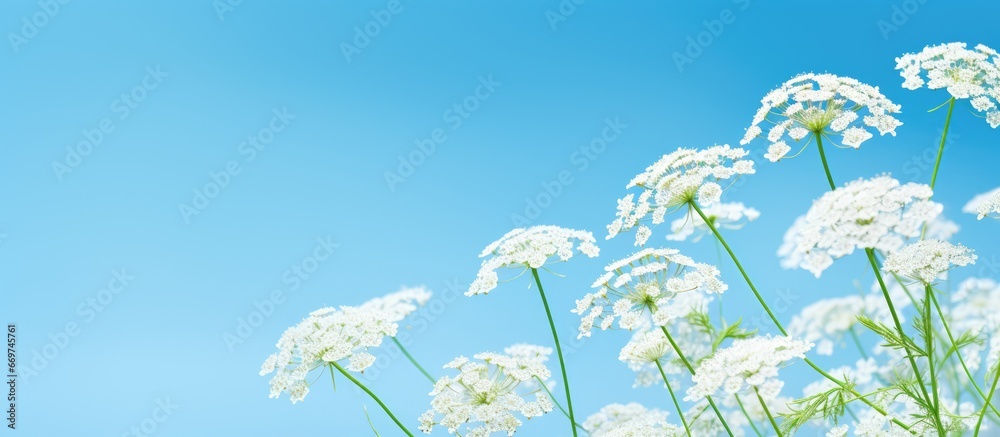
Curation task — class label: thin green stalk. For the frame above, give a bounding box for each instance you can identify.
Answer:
[734,393,764,437]
[754,386,782,437]
[330,362,415,437]
[655,359,692,437]
[929,98,956,191]
[928,289,1000,416]
[815,133,837,190]
[531,268,578,437]
[849,327,869,359]
[924,285,943,430]
[691,201,912,431]
[660,326,734,436]
[391,337,435,384]
[866,249,942,434]
[536,376,588,433]
[975,364,1000,436]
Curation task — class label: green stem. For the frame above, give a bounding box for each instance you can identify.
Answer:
[928,289,1000,417]
[734,393,764,437]
[754,386,783,437]
[660,326,734,436]
[391,337,435,384]
[849,327,869,359]
[924,285,943,432]
[815,133,837,190]
[975,364,1000,437]
[929,98,956,191]
[531,268,578,437]
[536,376,587,433]
[330,362,415,437]
[655,359,692,437]
[866,249,941,434]
[691,200,911,431]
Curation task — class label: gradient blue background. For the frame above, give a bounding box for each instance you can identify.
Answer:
[3,1,1000,435]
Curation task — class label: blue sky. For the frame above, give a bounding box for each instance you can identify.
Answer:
[3,1,1000,435]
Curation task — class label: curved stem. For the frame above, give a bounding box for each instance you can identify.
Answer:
[330,362,415,437]
[815,133,837,190]
[531,268,578,437]
[536,376,588,433]
[690,200,911,431]
[866,249,941,434]
[391,337,435,384]
[929,97,956,191]
[975,364,1000,436]
[754,386,783,437]
[928,289,1000,416]
[655,359,692,437]
[923,285,943,431]
[734,393,764,437]
[849,327,869,359]
[660,326,734,436]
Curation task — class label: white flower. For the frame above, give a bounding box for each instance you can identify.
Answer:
[883,240,976,284]
[778,175,942,277]
[949,278,1000,371]
[260,306,398,403]
[583,403,683,437]
[666,202,760,242]
[419,350,553,436]
[685,335,812,401]
[827,424,849,437]
[607,145,755,245]
[741,73,902,154]
[924,215,960,241]
[896,42,1000,127]
[788,295,865,356]
[963,186,1000,217]
[973,189,1000,219]
[358,286,432,323]
[572,248,727,338]
[468,225,600,296]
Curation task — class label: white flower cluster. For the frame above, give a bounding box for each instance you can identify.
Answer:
[607,145,755,246]
[259,306,398,403]
[468,225,600,296]
[896,42,1000,128]
[665,202,760,242]
[685,335,813,402]
[950,278,1000,370]
[882,240,976,284]
[778,175,942,277]
[973,189,1000,220]
[583,403,682,437]
[623,293,714,387]
[419,350,553,436]
[741,73,903,160]
[358,286,432,323]
[573,248,727,338]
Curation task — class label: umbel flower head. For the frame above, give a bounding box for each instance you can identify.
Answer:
[572,248,727,338]
[883,240,976,285]
[665,201,760,242]
[468,225,599,296]
[607,145,755,246]
[418,350,554,436]
[358,286,432,323]
[788,284,909,356]
[685,335,813,402]
[778,174,942,277]
[896,42,1000,128]
[259,306,397,403]
[741,73,903,161]
[964,187,1000,220]
[583,403,682,437]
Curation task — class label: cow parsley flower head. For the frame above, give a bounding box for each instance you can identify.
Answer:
[259,306,398,403]
[779,175,942,277]
[358,286,432,323]
[583,403,682,437]
[572,248,727,338]
[468,225,599,296]
[883,240,976,284]
[973,190,1000,220]
[666,202,760,242]
[896,42,1000,128]
[607,145,755,245]
[418,351,553,436]
[685,335,813,401]
[741,73,903,160]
